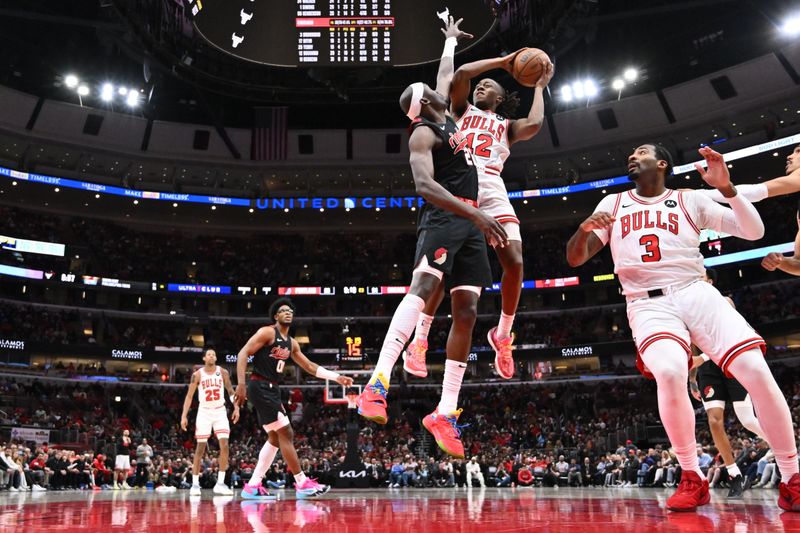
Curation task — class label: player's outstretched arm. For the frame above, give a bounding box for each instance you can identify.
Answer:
[694,147,764,241]
[434,17,473,99]
[450,51,521,118]
[234,327,274,406]
[180,371,199,431]
[221,368,240,424]
[289,340,354,387]
[762,219,800,276]
[409,126,508,247]
[566,212,613,267]
[509,59,554,144]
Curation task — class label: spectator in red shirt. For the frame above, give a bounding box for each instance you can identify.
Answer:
[518,465,534,487]
[93,454,112,488]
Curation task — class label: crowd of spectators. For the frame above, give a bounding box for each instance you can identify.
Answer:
[2,195,797,290]
[1,360,797,494]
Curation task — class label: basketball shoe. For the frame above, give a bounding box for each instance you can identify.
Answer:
[666,471,710,511]
[356,374,389,424]
[488,328,515,379]
[779,473,800,512]
[190,484,201,496]
[241,484,277,500]
[423,408,468,459]
[295,478,330,499]
[402,339,428,378]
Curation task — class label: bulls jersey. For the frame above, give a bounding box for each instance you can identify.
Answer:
[252,325,292,383]
[457,104,511,197]
[592,189,737,295]
[197,365,225,409]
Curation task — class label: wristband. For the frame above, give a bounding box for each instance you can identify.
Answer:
[699,353,710,362]
[442,37,457,59]
[315,366,340,381]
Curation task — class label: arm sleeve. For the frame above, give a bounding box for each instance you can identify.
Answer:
[591,194,619,245]
[693,191,765,241]
[697,183,768,204]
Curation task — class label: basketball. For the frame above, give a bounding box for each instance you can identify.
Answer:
[512,48,550,87]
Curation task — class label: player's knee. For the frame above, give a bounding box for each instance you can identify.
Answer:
[452,302,477,327]
[707,409,724,427]
[278,425,294,441]
[501,249,524,274]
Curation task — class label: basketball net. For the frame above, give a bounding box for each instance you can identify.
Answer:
[345,391,359,410]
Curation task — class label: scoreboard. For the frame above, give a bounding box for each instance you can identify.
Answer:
[188,0,495,67]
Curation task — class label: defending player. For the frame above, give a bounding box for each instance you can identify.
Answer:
[356,18,508,458]
[180,348,239,496]
[234,298,353,499]
[762,200,800,275]
[566,144,800,512]
[405,49,555,380]
[688,270,769,498]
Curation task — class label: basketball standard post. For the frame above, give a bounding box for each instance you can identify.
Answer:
[324,369,371,488]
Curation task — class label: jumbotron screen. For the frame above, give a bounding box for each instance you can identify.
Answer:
[187,0,496,67]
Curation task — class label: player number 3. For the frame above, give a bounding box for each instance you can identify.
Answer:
[639,234,662,263]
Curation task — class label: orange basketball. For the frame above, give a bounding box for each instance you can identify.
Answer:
[512,48,550,87]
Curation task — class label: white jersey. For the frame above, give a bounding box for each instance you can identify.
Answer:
[197,366,225,410]
[593,189,735,295]
[456,104,511,199]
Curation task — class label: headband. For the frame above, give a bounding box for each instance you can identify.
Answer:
[406,82,425,120]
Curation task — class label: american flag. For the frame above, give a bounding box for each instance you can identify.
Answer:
[252,106,288,160]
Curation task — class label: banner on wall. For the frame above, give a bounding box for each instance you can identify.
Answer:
[10,427,51,445]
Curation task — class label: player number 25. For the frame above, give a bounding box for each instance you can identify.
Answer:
[204,389,221,402]
[639,234,662,263]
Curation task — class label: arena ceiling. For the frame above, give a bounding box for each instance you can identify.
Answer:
[0,0,795,129]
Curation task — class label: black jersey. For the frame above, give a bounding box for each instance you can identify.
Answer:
[411,115,479,206]
[252,325,292,383]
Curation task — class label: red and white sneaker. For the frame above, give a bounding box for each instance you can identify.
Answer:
[779,472,800,511]
[402,339,428,378]
[667,471,710,512]
[423,408,468,459]
[356,374,389,425]
[488,327,515,379]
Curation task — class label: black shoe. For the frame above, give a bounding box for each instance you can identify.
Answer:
[728,475,744,498]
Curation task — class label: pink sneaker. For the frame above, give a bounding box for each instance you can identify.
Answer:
[356,374,389,424]
[295,477,330,499]
[423,408,468,459]
[488,327,515,379]
[403,338,428,378]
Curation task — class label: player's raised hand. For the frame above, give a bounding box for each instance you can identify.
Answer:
[695,146,731,190]
[579,212,616,233]
[231,404,240,424]
[473,210,509,248]
[234,383,247,407]
[501,48,525,72]
[441,16,473,41]
[336,375,354,387]
[535,58,555,89]
[762,252,784,271]
[180,416,188,432]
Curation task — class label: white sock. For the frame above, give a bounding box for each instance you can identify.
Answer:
[294,471,307,485]
[192,474,200,486]
[216,470,226,485]
[641,340,704,478]
[248,442,279,486]
[728,351,799,479]
[437,359,467,413]
[726,464,741,478]
[370,294,425,386]
[414,313,434,342]
[497,312,515,339]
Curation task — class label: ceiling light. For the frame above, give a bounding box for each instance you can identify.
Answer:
[118,87,128,96]
[126,91,139,107]
[781,15,800,36]
[571,81,585,99]
[77,85,90,96]
[583,80,598,97]
[611,78,625,91]
[561,84,573,102]
[64,74,79,88]
[623,68,638,82]
[101,83,113,102]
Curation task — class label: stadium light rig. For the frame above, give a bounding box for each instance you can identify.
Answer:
[781,15,800,36]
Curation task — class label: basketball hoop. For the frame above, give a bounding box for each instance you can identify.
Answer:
[345,391,359,410]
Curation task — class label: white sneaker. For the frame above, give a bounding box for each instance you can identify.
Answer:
[113,483,120,490]
[9,487,19,492]
[122,482,132,490]
[213,484,233,496]
[32,485,46,492]
[190,485,202,496]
